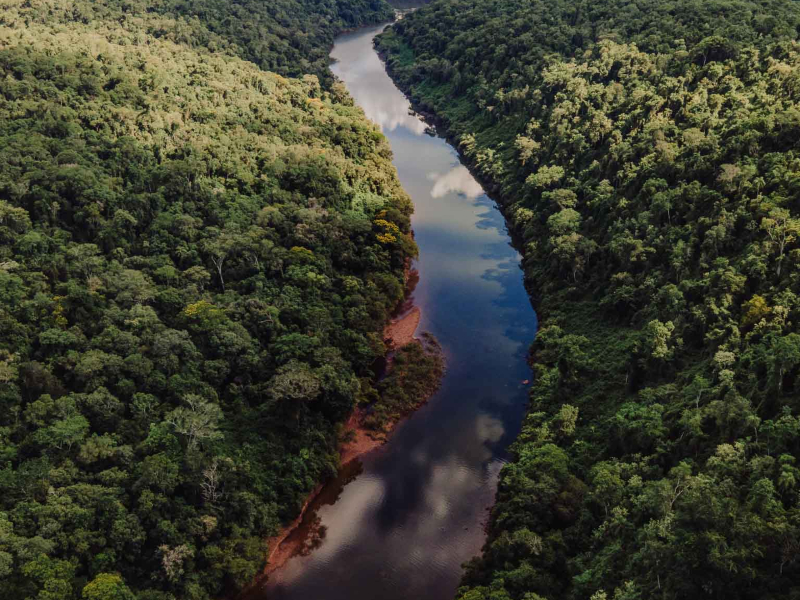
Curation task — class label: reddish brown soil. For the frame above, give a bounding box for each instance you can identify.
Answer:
[262,483,324,576]
[385,305,421,349]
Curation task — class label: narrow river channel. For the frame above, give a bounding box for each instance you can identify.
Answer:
[254,21,538,600]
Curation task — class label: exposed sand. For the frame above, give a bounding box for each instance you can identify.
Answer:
[384,305,421,349]
[339,409,387,466]
[258,457,365,582]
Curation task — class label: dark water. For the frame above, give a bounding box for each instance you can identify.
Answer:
[255,22,538,600]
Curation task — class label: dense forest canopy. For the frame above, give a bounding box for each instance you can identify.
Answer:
[0,0,414,599]
[2,0,394,82]
[377,0,800,598]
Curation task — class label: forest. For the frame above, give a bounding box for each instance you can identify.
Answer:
[0,0,426,598]
[377,0,800,598]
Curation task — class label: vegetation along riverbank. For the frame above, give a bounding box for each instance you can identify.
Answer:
[7,0,800,597]
[377,0,800,598]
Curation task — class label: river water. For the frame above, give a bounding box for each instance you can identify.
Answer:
[254,22,537,600]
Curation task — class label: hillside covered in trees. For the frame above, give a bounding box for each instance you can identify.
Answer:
[0,0,419,598]
[378,0,800,598]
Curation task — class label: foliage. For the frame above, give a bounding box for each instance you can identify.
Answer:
[379,1,800,598]
[2,0,393,83]
[0,0,413,598]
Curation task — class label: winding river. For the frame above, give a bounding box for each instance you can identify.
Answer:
[253,21,538,600]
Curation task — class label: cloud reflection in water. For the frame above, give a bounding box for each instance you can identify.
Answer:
[358,93,428,136]
[428,165,484,199]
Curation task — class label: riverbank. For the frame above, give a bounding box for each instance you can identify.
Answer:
[339,305,424,464]
[374,45,543,312]
[385,305,421,349]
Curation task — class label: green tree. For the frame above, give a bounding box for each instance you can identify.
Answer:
[82,573,135,600]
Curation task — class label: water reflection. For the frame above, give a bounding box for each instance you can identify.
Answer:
[253,22,538,600]
[330,28,427,136]
[428,165,484,199]
[476,413,505,445]
[358,92,428,135]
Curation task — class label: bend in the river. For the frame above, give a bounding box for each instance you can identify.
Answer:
[250,21,538,600]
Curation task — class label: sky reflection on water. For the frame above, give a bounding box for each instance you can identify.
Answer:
[428,165,485,199]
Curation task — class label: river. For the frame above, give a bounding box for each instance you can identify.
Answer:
[251,21,538,600]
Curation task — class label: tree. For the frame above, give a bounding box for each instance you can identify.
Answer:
[642,320,676,361]
[35,415,90,452]
[202,228,245,292]
[82,573,136,600]
[201,458,228,505]
[769,333,800,392]
[527,165,565,189]
[761,206,799,276]
[547,209,581,236]
[139,452,180,492]
[159,544,194,583]
[166,395,223,451]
